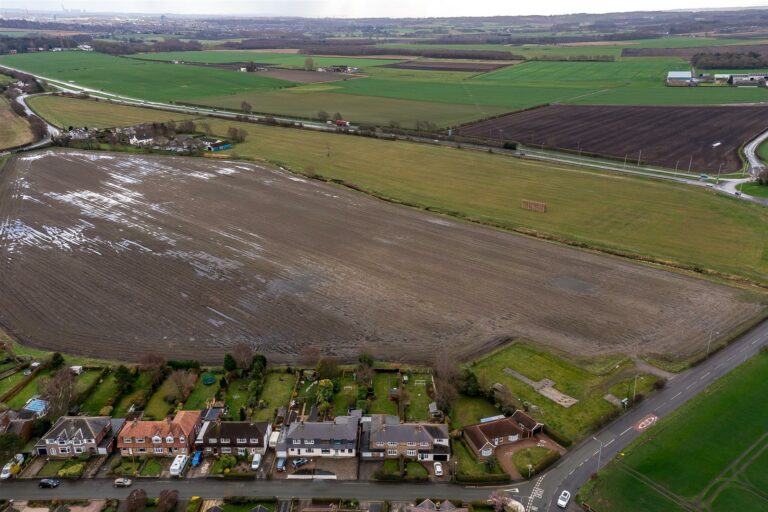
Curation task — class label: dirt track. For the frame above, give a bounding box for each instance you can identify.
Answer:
[0,150,760,363]
[457,104,768,172]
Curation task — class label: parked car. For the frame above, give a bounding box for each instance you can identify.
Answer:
[434,462,444,477]
[291,457,309,469]
[0,463,13,480]
[556,490,571,509]
[276,457,287,472]
[191,451,203,467]
[39,478,60,488]
[113,477,132,488]
[251,453,262,471]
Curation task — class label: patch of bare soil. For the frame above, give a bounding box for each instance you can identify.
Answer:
[0,150,759,364]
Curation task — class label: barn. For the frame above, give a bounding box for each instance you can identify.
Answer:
[666,71,693,87]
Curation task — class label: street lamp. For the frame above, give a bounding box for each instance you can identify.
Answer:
[707,330,720,357]
[592,436,604,472]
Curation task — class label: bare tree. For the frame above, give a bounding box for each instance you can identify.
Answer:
[232,342,254,370]
[304,57,315,71]
[302,346,321,368]
[170,370,196,401]
[156,489,179,512]
[240,101,252,115]
[140,353,166,386]
[316,357,340,380]
[317,110,330,122]
[39,368,75,419]
[757,168,768,186]
[126,488,148,512]
[333,112,343,121]
[199,122,211,135]
[432,353,459,411]
[177,120,196,133]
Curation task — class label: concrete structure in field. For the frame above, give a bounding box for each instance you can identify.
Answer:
[666,71,693,86]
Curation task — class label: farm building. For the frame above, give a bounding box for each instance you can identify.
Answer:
[729,73,768,87]
[666,71,693,87]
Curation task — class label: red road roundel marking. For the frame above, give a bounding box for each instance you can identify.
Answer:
[635,414,658,432]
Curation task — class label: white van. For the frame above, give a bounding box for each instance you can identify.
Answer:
[0,462,13,480]
[169,454,188,477]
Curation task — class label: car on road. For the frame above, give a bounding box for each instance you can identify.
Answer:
[39,478,60,488]
[434,462,443,477]
[556,490,571,508]
[251,453,262,470]
[113,477,132,487]
[291,457,309,469]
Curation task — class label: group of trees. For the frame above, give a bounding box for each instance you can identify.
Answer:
[692,51,768,70]
[226,126,248,143]
[317,111,344,122]
[299,45,519,61]
[222,343,268,418]
[126,488,178,512]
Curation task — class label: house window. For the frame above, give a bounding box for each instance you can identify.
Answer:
[220,438,230,444]
[205,447,212,453]
[138,448,146,453]
[292,439,300,445]
[305,439,314,445]
[387,449,398,456]
[73,439,82,445]
[407,449,416,457]
[123,438,132,443]
[237,438,246,444]
[50,449,57,456]
[59,440,67,445]
[221,447,231,454]
[136,437,145,443]
[321,449,331,454]
[74,447,84,454]
[508,435,519,442]
[420,442,429,447]
[387,442,397,447]
[180,436,185,443]
[152,436,162,444]
[181,448,187,454]
[406,441,416,447]
[154,447,164,453]
[166,436,174,444]
[375,442,385,447]
[209,439,217,444]
[237,448,246,455]
[249,438,258,444]
[482,448,492,457]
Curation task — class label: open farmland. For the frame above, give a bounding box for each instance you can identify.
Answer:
[0,150,759,364]
[457,104,768,172]
[0,97,33,150]
[581,353,768,512]
[23,97,768,283]
[381,60,511,72]
[622,43,768,58]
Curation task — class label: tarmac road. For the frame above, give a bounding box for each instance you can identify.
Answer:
[1,318,766,509]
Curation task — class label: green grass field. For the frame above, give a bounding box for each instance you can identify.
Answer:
[470,343,656,442]
[224,378,252,417]
[113,371,152,417]
[580,353,768,512]
[28,95,199,129]
[132,51,404,69]
[450,395,500,430]
[7,369,53,409]
[143,376,178,419]
[252,371,295,422]
[0,97,33,150]
[402,374,432,421]
[0,52,292,103]
[332,375,359,417]
[27,96,768,284]
[183,372,220,410]
[371,373,399,416]
[80,373,119,415]
[738,181,768,198]
[74,370,103,395]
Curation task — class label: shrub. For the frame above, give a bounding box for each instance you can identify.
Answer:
[186,497,202,512]
[110,457,122,470]
[653,378,667,390]
[99,405,114,416]
[57,463,85,479]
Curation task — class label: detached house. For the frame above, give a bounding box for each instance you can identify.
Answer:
[195,420,272,457]
[285,416,359,458]
[463,410,544,459]
[361,415,450,462]
[118,410,201,457]
[35,416,124,458]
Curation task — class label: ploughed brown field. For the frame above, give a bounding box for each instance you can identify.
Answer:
[382,60,511,72]
[622,44,768,57]
[0,150,758,363]
[457,104,768,172]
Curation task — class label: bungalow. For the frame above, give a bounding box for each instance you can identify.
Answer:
[195,420,272,457]
[35,416,125,457]
[117,410,201,457]
[285,416,359,458]
[360,415,450,462]
[463,411,544,459]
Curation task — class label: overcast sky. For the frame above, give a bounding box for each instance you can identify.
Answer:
[3,1,767,18]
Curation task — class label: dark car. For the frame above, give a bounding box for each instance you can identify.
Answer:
[39,478,60,488]
[291,458,309,469]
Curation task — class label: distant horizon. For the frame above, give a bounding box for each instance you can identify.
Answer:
[2,1,768,19]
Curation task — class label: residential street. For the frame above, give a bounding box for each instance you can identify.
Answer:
[1,318,766,511]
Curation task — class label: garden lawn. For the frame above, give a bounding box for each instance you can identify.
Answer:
[511,447,558,475]
[449,395,499,430]
[7,369,52,409]
[183,372,220,410]
[27,95,199,129]
[738,181,768,199]
[140,458,163,476]
[470,343,656,442]
[252,371,295,422]
[74,369,103,395]
[80,373,119,415]
[405,461,429,479]
[37,459,71,477]
[402,374,432,422]
[113,371,152,417]
[454,438,504,477]
[581,353,768,511]
[331,375,359,417]
[370,373,399,416]
[224,378,252,418]
[144,376,180,419]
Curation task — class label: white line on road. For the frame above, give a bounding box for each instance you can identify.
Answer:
[605,439,615,447]
[752,339,759,345]
[620,427,632,436]
[671,392,682,400]
[686,384,694,390]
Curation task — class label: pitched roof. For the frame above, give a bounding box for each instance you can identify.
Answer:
[367,415,448,446]
[120,410,201,440]
[42,416,111,442]
[286,416,359,445]
[198,421,269,443]
[464,417,524,450]
[174,410,202,437]
[511,410,544,431]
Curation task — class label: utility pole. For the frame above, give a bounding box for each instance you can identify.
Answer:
[624,154,627,168]
[688,155,693,174]
[716,164,722,185]
[637,150,642,166]
[593,437,604,472]
[632,374,638,404]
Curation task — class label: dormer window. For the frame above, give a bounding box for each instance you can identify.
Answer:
[179,436,185,443]
[166,436,174,444]
[249,438,258,444]
[152,436,162,444]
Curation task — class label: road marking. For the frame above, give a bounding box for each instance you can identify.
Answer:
[752,339,759,345]
[504,488,520,494]
[671,392,682,400]
[605,439,615,447]
[727,355,735,362]
[568,470,574,476]
[593,451,600,457]
[620,427,632,436]
[686,384,694,390]
[634,414,659,432]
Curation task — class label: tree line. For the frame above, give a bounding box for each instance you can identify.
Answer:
[692,51,768,70]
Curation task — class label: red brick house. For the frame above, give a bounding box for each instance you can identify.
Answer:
[117,410,201,457]
[463,411,544,459]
